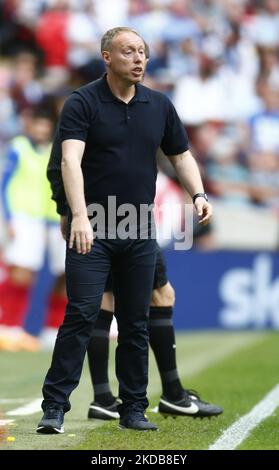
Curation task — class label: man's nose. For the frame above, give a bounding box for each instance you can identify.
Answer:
[134,52,142,62]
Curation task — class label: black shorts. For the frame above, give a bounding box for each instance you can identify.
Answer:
[104,242,168,292]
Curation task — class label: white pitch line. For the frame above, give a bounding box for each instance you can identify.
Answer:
[0,419,15,426]
[0,398,32,404]
[209,383,279,450]
[6,398,42,416]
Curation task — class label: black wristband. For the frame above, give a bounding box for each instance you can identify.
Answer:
[192,193,208,204]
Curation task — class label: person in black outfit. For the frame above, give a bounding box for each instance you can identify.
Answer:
[37,27,213,434]
[47,129,223,421]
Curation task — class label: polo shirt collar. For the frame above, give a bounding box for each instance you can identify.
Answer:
[98,74,150,103]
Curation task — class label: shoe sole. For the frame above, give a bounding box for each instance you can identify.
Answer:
[118,425,159,432]
[159,411,222,419]
[36,425,64,434]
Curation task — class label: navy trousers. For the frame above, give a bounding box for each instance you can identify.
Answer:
[42,237,157,416]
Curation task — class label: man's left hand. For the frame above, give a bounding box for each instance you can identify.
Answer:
[194,198,213,225]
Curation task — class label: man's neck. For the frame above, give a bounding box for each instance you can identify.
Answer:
[106,73,136,104]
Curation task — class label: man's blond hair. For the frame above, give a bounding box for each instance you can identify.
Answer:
[101,27,144,53]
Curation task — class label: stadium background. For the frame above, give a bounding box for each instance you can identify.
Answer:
[0,0,279,451]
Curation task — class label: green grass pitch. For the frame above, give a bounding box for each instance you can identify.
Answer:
[0,331,278,450]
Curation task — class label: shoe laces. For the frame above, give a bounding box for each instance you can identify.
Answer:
[130,411,148,422]
[185,389,209,405]
[124,406,148,422]
[45,405,63,420]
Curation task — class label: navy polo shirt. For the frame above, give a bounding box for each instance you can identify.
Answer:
[59,74,188,209]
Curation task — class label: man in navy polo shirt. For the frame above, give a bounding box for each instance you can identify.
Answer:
[37,27,212,434]
[47,132,223,422]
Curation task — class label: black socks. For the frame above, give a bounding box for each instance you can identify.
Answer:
[87,306,185,404]
[148,306,184,401]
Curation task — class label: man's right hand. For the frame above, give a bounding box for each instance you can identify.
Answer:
[69,214,94,254]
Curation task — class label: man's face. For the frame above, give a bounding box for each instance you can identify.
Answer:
[103,32,147,84]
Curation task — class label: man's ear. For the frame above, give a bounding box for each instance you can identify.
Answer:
[102,51,111,67]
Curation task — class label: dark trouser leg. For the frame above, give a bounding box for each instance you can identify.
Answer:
[42,240,111,412]
[87,309,114,405]
[113,239,157,416]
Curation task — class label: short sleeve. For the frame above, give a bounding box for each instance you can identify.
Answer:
[160,99,189,156]
[59,92,91,142]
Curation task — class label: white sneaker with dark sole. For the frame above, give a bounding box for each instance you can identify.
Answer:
[88,399,120,420]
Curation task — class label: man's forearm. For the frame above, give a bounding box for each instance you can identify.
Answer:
[61,139,93,253]
[62,160,87,216]
[61,140,87,217]
[168,150,204,198]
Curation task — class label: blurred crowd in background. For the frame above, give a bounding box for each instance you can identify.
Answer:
[1,0,279,249]
[0,0,279,350]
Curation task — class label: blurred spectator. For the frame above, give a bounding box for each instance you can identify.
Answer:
[127,0,171,79]
[167,37,199,80]
[0,0,17,55]
[246,0,279,48]
[223,22,259,82]
[67,1,105,82]
[154,170,185,248]
[0,0,42,55]
[173,29,262,124]
[0,106,66,351]
[249,150,279,207]
[36,0,71,90]
[93,0,129,31]
[192,0,225,35]
[10,51,43,113]
[173,36,229,124]
[0,65,20,146]
[161,0,200,43]
[257,45,279,90]
[13,0,46,32]
[248,67,279,209]
[206,135,251,205]
[249,82,279,153]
